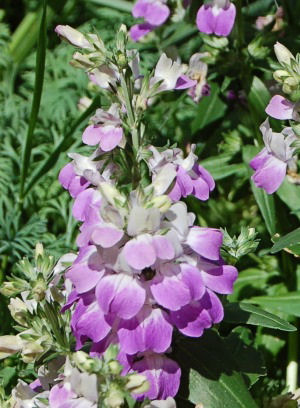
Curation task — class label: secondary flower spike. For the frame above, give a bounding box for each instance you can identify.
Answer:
[196,0,236,37]
[250,119,297,194]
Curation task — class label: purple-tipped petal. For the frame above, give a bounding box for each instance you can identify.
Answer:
[99,126,123,152]
[130,23,154,42]
[91,225,124,248]
[249,148,269,171]
[152,235,175,260]
[175,75,197,90]
[71,299,112,346]
[123,238,156,269]
[151,267,192,311]
[67,265,104,294]
[196,5,215,35]
[82,125,102,146]
[170,302,212,337]
[201,264,238,294]
[251,154,287,194]
[72,188,101,222]
[266,95,295,120]
[132,354,181,400]
[187,227,223,260]
[96,274,146,319]
[214,3,236,36]
[133,0,170,26]
[118,307,173,354]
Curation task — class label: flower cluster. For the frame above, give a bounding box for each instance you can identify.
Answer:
[130,0,236,41]
[250,42,300,194]
[56,24,238,402]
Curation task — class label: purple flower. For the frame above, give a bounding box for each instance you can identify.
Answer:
[196,0,236,37]
[130,0,170,41]
[148,145,215,201]
[266,95,299,121]
[82,104,124,152]
[250,119,297,194]
[59,163,90,198]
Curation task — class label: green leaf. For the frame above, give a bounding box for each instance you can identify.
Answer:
[175,331,258,408]
[277,179,300,221]
[191,84,227,133]
[224,302,296,331]
[24,95,101,197]
[248,76,270,121]
[19,0,47,204]
[243,146,276,236]
[88,0,132,12]
[224,327,266,387]
[200,155,247,180]
[271,228,300,254]
[228,268,274,302]
[246,292,300,317]
[0,366,17,387]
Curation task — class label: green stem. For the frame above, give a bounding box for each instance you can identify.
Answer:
[19,0,47,207]
[286,329,298,392]
[235,0,244,51]
[120,73,139,152]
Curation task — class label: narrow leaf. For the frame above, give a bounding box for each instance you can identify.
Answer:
[224,302,296,331]
[246,292,300,317]
[271,228,300,254]
[19,0,47,204]
[88,0,132,12]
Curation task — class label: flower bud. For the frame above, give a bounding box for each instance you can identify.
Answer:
[32,279,47,301]
[35,242,44,259]
[78,97,92,112]
[0,281,23,297]
[108,360,122,375]
[105,387,124,408]
[73,351,102,373]
[0,336,23,359]
[55,25,94,50]
[273,69,290,83]
[98,183,126,208]
[8,298,28,326]
[146,195,172,212]
[274,42,294,66]
[284,76,299,90]
[71,52,95,69]
[125,374,149,394]
[21,341,44,363]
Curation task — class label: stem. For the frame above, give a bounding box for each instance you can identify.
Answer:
[235,0,244,51]
[88,0,132,12]
[120,73,139,153]
[286,329,298,392]
[19,0,47,207]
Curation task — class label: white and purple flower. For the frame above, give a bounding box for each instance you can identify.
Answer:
[250,119,297,194]
[196,0,236,37]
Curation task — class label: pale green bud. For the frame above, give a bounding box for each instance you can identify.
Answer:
[35,242,44,259]
[0,281,24,297]
[8,298,28,326]
[21,341,44,363]
[274,42,294,66]
[73,351,102,373]
[145,195,172,213]
[105,387,124,408]
[283,76,299,89]
[125,374,149,394]
[32,278,47,301]
[108,360,122,375]
[273,69,290,83]
[98,183,126,208]
[0,336,23,359]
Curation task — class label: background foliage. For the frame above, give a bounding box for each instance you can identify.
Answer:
[1,0,300,406]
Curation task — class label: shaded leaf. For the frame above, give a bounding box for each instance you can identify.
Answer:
[192,84,227,133]
[224,302,296,331]
[246,292,300,317]
[174,331,258,408]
